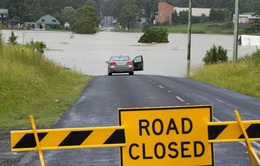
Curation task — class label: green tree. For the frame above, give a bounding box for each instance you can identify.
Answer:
[55,6,76,26]
[200,14,208,23]
[135,0,158,23]
[203,44,228,65]
[138,27,169,43]
[98,0,113,16]
[178,10,189,24]
[118,1,138,29]
[111,0,125,18]
[86,0,97,9]
[8,31,18,45]
[171,10,179,25]
[71,5,98,34]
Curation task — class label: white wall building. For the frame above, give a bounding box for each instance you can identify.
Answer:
[174,7,210,17]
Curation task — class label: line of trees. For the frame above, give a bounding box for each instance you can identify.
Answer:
[171,8,232,25]
[1,0,260,22]
[1,0,260,33]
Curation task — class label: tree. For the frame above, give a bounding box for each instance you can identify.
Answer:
[178,10,189,24]
[8,31,18,45]
[54,6,76,26]
[200,14,208,23]
[98,0,113,16]
[209,9,222,22]
[86,0,97,9]
[111,0,125,18]
[138,27,169,43]
[203,44,228,65]
[135,0,158,23]
[71,5,98,34]
[171,10,179,25]
[118,1,138,29]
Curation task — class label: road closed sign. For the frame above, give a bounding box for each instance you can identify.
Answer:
[118,105,214,166]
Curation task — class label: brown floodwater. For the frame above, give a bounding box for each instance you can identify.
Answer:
[2,30,259,77]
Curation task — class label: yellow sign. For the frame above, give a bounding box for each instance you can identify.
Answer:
[118,105,214,166]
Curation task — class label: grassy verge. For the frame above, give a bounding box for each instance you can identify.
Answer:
[190,50,260,98]
[0,44,92,130]
[128,22,260,35]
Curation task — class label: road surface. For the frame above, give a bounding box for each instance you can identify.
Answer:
[14,75,260,166]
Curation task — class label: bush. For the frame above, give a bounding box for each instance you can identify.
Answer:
[203,44,228,65]
[34,41,47,49]
[138,27,169,43]
[8,31,18,45]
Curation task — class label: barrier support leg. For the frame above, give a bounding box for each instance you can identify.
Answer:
[234,110,260,166]
[30,115,46,166]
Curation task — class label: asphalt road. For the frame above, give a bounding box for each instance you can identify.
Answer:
[8,75,260,165]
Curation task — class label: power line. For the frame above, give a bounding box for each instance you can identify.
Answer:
[192,0,202,8]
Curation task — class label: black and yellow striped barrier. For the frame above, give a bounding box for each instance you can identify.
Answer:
[208,111,260,166]
[11,126,125,151]
[208,121,260,143]
[10,108,260,166]
[11,116,126,166]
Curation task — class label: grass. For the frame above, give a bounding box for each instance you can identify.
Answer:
[0,44,92,130]
[129,22,259,35]
[190,50,260,98]
[166,23,234,34]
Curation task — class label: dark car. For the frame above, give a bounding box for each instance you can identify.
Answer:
[106,55,143,76]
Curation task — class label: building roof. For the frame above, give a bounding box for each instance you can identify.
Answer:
[0,9,8,14]
[37,14,60,25]
[9,18,23,23]
[174,7,210,17]
[239,13,260,19]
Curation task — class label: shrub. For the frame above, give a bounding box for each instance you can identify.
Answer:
[138,27,169,43]
[8,31,18,45]
[203,44,228,65]
[34,41,47,49]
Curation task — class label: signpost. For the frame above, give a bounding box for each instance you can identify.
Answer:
[118,105,214,166]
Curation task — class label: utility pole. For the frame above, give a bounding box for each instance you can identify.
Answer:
[187,0,192,62]
[186,0,192,77]
[233,0,239,63]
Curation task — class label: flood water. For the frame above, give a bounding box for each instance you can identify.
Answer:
[2,30,259,77]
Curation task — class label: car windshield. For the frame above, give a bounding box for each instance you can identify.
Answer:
[111,56,129,61]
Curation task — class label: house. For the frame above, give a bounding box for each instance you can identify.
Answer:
[155,2,174,25]
[0,9,9,23]
[8,18,23,28]
[155,2,211,25]
[37,14,60,27]
[236,13,260,24]
[24,15,61,30]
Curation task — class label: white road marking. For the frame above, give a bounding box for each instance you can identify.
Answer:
[176,96,185,102]
[216,98,233,107]
[158,85,164,89]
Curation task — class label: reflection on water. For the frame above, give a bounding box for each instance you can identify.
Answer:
[2,30,259,77]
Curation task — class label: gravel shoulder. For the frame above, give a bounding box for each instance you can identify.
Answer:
[0,130,26,166]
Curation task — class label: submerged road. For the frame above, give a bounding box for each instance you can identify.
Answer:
[18,75,260,165]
